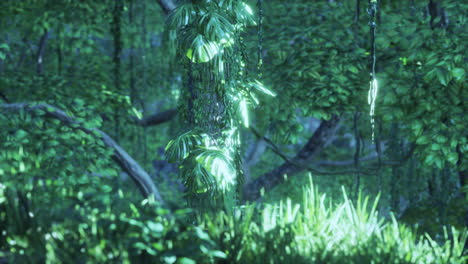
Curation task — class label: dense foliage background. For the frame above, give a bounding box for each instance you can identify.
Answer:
[0,0,466,263]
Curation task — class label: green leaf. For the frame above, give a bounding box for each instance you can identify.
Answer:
[0,43,9,50]
[211,250,227,259]
[436,68,448,86]
[131,107,143,119]
[243,3,254,15]
[249,80,276,97]
[239,98,249,128]
[176,258,196,264]
[165,131,203,162]
[447,152,458,165]
[186,35,220,63]
[147,222,164,233]
[451,68,465,81]
[194,147,236,191]
[434,156,443,169]
[348,65,358,74]
[411,121,423,137]
[416,135,430,145]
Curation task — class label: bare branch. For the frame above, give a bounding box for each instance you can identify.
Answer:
[249,123,413,182]
[314,154,378,167]
[1,103,165,204]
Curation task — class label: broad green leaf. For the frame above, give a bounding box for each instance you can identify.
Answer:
[165,131,203,162]
[348,65,358,74]
[177,258,196,264]
[250,80,276,97]
[416,135,430,145]
[131,107,142,119]
[436,68,448,86]
[434,156,443,169]
[243,3,253,15]
[451,68,465,81]
[447,152,458,165]
[411,121,423,137]
[239,98,249,128]
[186,35,220,63]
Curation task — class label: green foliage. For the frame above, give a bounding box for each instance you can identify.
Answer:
[199,178,467,264]
[165,129,238,210]
[166,0,266,212]
[0,107,112,188]
[167,0,255,66]
[1,0,466,262]
[254,0,467,171]
[0,183,224,263]
[375,1,468,170]
[165,131,204,163]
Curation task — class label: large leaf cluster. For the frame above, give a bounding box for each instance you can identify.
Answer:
[256,0,467,171]
[376,1,467,170]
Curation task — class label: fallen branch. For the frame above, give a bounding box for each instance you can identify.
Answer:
[1,103,164,204]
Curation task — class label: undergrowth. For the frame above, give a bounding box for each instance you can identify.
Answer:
[1,177,466,263]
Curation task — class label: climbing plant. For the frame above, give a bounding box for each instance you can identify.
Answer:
[165,0,275,212]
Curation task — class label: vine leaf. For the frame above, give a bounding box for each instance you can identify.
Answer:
[165,131,203,163]
[186,35,220,63]
[239,98,249,128]
[248,80,276,97]
[193,147,236,192]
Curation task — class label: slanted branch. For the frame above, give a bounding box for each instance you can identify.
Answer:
[1,103,165,205]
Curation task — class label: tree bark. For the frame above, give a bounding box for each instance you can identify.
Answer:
[136,108,178,126]
[0,103,165,204]
[157,0,176,14]
[243,115,341,201]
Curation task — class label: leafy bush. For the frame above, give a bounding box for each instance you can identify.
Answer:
[1,174,466,263]
[0,183,224,263]
[0,110,224,263]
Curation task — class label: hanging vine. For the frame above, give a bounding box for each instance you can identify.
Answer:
[257,0,263,78]
[355,0,361,22]
[111,0,123,139]
[353,112,362,201]
[367,0,378,143]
